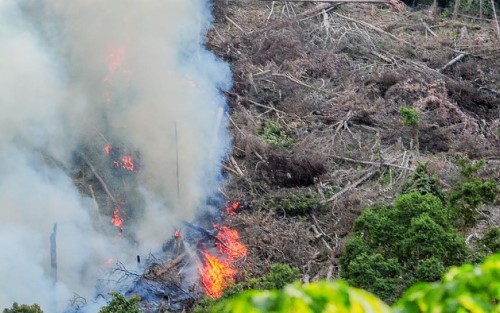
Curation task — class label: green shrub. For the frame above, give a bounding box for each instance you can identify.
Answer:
[259,122,293,148]
[400,106,420,127]
[3,303,43,313]
[99,292,141,313]
[213,254,500,313]
[341,253,403,303]
[448,158,498,227]
[401,163,445,203]
[395,253,500,313]
[341,165,472,303]
[280,193,321,216]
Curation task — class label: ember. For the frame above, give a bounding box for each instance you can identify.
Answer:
[104,144,112,155]
[111,208,124,231]
[199,251,236,299]
[214,225,247,260]
[121,155,135,171]
[225,200,240,216]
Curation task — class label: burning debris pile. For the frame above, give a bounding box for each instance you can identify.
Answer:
[0,0,236,312]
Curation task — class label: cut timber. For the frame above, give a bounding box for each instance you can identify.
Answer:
[259,0,405,11]
[439,53,466,72]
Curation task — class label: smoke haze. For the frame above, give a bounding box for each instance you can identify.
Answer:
[0,0,230,311]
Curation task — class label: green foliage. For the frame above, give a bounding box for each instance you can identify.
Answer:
[3,303,43,313]
[395,253,500,313]
[414,257,446,282]
[194,264,300,313]
[448,158,498,227]
[400,106,420,127]
[342,253,403,303]
[280,192,321,216]
[259,122,293,148]
[479,227,500,254]
[214,280,391,313]
[401,163,445,203]
[341,164,472,303]
[99,292,141,313]
[214,254,500,313]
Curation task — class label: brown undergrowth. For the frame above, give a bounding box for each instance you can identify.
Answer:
[210,0,500,297]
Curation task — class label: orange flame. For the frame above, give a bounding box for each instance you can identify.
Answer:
[225,200,240,216]
[104,144,112,155]
[199,251,236,299]
[173,230,181,238]
[111,208,124,231]
[102,46,132,83]
[215,225,247,260]
[121,155,135,171]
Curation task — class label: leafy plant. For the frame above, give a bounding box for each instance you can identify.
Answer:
[341,164,471,303]
[214,280,391,313]
[400,106,420,150]
[259,121,293,148]
[3,303,43,313]
[280,192,322,216]
[400,106,420,127]
[213,254,500,313]
[401,163,445,203]
[99,292,141,313]
[448,158,498,227]
[394,253,500,312]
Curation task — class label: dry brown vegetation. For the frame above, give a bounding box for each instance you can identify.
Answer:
[209,0,500,285]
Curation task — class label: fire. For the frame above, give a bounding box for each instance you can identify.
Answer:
[104,144,112,155]
[121,155,135,171]
[111,208,124,231]
[225,200,240,216]
[199,251,236,299]
[102,46,132,83]
[173,229,181,238]
[214,225,247,260]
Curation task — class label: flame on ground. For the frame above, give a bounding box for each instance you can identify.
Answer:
[111,208,124,231]
[214,225,247,260]
[199,251,236,299]
[225,200,239,216]
[104,144,112,155]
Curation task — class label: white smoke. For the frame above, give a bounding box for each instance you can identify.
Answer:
[0,0,230,311]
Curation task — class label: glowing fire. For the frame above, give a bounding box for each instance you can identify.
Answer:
[111,208,124,231]
[102,46,132,83]
[225,200,240,216]
[173,229,181,238]
[199,251,236,299]
[104,144,112,155]
[215,225,247,260]
[121,155,135,171]
[105,145,136,172]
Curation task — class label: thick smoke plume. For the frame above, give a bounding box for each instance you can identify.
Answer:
[0,0,230,311]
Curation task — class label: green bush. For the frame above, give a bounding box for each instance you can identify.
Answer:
[259,122,293,148]
[214,254,500,313]
[401,163,445,203]
[99,292,141,313]
[400,106,420,127]
[448,159,498,228]
[214,280,391,313]
[3,303,43,313]
[341,164,472,302]
[395,253,500,312]
[280,193,322,216]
